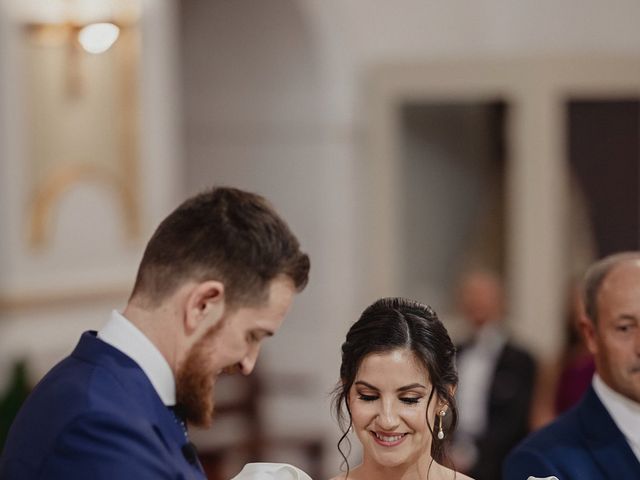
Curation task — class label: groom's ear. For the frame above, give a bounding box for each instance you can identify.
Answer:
[184,280,226,335]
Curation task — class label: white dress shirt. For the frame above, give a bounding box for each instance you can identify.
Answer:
[456,324,507,437]
[98,310,176,406]
[593,373,640,463]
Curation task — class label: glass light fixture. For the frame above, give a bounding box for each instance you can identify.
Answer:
[77,22,120,54]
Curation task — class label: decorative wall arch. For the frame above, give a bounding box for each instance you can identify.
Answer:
[28,163,139,249]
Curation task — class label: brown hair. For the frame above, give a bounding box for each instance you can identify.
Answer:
[130,187,309,307]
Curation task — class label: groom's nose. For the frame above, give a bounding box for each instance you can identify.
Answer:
[239,344,260,375]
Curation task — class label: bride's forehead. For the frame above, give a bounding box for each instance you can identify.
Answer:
[356,349,429,379]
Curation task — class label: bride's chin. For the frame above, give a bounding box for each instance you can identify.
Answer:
[369,453,409,469]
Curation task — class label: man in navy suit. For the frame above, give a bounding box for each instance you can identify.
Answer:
[504,252,640,480]
[0,187,310,479]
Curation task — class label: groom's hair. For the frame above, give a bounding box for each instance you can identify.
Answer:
[130,186,309,308]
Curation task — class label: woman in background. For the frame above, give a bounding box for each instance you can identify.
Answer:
[530,283,595,430]
[330,297,473,480]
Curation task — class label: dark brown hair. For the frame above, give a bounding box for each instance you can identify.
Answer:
[130,187,309,307]
[332,297,458,476]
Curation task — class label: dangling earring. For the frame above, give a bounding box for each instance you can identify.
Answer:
[437,409,446,440]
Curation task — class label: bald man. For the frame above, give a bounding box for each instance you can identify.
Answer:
[504,253,640,479]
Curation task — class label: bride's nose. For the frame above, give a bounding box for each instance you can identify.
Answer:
[375,398,400,430]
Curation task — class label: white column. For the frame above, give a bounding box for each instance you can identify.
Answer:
[507,80,567,359]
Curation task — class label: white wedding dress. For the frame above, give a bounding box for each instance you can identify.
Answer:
[231,463,313,480]
[230,463,556,480]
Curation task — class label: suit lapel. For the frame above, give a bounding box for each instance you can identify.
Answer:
[71,332,206,477]
[578,386,640,479]
[73,333,192,457]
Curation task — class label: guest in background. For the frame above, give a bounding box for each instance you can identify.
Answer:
[504,252,640,480]
[451,270,536,480]
[330,297,473,480]
[530,283,595,430]
[0,187,310,480]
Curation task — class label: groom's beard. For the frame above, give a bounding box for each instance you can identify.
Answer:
[175,321,224,428]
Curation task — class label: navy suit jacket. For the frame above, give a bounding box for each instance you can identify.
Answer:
[503,385,640,480]
[0,332,206,480]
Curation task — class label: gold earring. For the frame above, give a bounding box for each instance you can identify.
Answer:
[437,409,446,440]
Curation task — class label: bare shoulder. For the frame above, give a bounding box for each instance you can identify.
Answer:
[437,464,474,480]
[328,471,359,480]
[328,465,362,480]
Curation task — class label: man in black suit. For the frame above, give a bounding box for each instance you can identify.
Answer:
[451,270,536,480]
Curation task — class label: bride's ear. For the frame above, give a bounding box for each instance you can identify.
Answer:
[443,384,457,409]
[438,385,456,413]
[437,401,449,414]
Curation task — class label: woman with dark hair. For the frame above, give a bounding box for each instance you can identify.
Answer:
[330,298,473,480]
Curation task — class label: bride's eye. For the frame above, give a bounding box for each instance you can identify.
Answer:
[400,397,421,405]
[358,393,378,402]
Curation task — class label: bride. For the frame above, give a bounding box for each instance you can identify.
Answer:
[329,297,474,480]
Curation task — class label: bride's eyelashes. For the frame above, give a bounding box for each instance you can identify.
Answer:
[356,393,423,405]
[357,393,378,402]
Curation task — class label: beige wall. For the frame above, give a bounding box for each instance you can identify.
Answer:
[2,0,640,476]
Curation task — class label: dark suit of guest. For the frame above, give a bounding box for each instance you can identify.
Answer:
[0,332,205,480]
[456,340,536,480]
[504,384,640,479]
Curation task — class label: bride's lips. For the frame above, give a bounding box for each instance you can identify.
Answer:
[370,430,408,447]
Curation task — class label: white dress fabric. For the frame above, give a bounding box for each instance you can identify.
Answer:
[231,463,313,480]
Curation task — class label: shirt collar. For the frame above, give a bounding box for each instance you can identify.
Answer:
[472,323,506,354]
[593,373,640,458]
[98,310,176,406]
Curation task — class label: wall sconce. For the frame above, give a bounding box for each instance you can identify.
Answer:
[18,0,139,97]
[78,22,120,54]
[6,0,143,249]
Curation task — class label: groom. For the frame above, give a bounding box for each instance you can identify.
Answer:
[0,187,310,479]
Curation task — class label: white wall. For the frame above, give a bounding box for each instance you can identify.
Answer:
[0,0,182,388]
[180,1,640,474]
[180,1,360,471]
[2,0,640,476]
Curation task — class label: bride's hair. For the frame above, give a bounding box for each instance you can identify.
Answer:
[331,297,458,477]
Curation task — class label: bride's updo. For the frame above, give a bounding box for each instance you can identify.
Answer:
[332,297,458,469]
